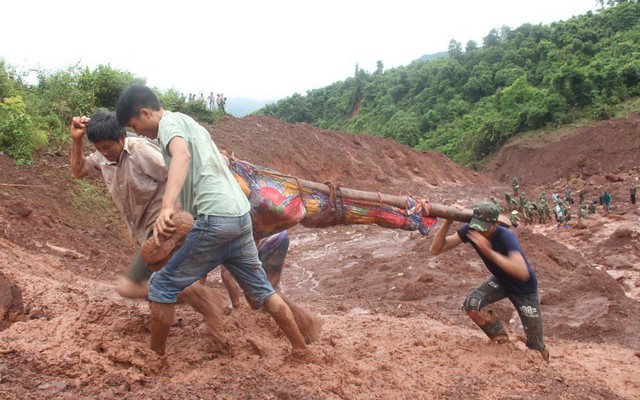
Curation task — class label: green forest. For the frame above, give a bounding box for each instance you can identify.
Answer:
[0,64,224,165]
[257,1,640,167]
[1,1,638,167]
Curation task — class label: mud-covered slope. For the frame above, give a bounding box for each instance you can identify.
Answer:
[483,114,640,186]
[1,115,640,399]
[207,115,490,194]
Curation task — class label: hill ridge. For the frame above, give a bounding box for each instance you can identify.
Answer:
[484,113,640,186]
[207,115,492,196]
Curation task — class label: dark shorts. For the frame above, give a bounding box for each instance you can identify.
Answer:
[122,251,152,283]
[257,231,289,275]
[463,276,545,351]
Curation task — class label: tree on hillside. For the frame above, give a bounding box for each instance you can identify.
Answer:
[483,29,500,47]
[462,63,494,102]
[256,2,640,167]
[466,40,479,52]
[448,40,463,59]
[386,110,421,147]
[597,0,638,8]
[79,65,138,109]
[375,61,384,75]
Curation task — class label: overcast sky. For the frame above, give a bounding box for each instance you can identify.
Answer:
[2,0,598,100]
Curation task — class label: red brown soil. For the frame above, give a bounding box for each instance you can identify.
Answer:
[0,115,639,399]
[483,114,640,187]
[207,115,489,194]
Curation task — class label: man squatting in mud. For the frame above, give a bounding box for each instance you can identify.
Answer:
[115,84,315,361]
[429,202,549,362]
[69,110,227,341]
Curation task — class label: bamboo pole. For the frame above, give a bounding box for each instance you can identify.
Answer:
[297,178,513,227]
[226,156,513,228]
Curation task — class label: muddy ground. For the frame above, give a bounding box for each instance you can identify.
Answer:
[0,114,639,399]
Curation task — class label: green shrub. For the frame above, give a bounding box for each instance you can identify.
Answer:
[79,64,137,109]
[0,61,20,99]
[33,65,95,126]
[592,104,613,120]
[0,96,47,164]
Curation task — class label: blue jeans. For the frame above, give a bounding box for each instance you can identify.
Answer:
[148,213,275,305]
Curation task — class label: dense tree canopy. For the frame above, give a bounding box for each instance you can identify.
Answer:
[258,2,640,166]
[1,2,638,166]
[0,63,223,164]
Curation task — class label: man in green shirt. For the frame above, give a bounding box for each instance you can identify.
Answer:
[69,110,226,345]
[116,85,313,361]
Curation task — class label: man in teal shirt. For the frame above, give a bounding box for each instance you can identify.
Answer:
[116,85,313,361]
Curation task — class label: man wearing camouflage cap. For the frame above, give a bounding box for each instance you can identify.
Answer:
[430,202,549,362]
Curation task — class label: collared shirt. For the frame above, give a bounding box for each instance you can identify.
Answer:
[157,110,250,218]
[83,136,167,246]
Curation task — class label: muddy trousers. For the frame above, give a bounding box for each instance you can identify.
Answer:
[462,277,545,351]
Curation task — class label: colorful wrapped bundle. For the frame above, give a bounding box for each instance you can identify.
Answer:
[296,184,436,234]
[229,157,307,240]
[227,155,438,238]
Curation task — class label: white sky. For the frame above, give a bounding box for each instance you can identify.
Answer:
[2,0,598,100]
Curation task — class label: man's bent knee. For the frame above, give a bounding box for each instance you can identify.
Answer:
[462,295,482,311]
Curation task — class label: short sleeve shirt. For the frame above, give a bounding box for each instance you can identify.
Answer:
[157,111,250,217]
[457,224,538,294]
[83,137,167,246]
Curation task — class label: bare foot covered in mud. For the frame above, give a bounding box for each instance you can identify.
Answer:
[541,347,550,363]
[143,352,169,376]
[204,334,234,356]
[178,284,229,350]
[491,333,511,344]
[285,347,320,364]
[279,292,324,344]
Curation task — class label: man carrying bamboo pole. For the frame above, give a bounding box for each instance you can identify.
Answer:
[429,202,549,362]
[116,85,317,361]
[69,110,227,347]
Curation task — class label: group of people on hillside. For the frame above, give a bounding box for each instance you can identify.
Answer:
[186,92,227,113]
[503,174,634,230]
[503,178,555,226]
[69,85,551,372]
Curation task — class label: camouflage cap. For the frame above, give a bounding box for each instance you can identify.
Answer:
[469,202,500,232]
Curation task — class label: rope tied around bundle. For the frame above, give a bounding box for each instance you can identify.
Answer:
[320,181,345,226]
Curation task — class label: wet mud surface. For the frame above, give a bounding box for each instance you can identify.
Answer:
[0,115,639,399]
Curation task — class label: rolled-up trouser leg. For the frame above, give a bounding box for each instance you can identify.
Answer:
[476,310,507,340]
[463,277,508,341]
[257,231,289,288]
[219,231,290,308]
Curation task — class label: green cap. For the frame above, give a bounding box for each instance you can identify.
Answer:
[469,202,500,232]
